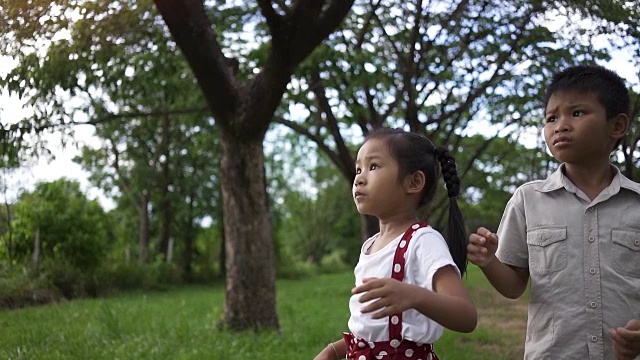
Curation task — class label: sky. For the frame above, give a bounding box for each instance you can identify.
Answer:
[0,56,111,208]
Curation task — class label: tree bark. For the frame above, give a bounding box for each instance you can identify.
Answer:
[182,193,196,283]
[32,227,41,271]
[3,194,12,266]
[137,198,150,263]
[158,114,172,260]
[219,130,278,331]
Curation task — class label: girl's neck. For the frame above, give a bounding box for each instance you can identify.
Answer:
[368,216,420,254]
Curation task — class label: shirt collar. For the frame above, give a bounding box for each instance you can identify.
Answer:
[535,163,640,197]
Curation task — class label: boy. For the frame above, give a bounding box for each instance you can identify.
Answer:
[468,64,640,360]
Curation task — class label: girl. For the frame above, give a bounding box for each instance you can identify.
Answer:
[314,128,477,360]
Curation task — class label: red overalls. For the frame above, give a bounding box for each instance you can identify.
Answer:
[343,222,440,360]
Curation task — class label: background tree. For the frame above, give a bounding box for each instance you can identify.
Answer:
[277,0,610,241]
[9,179,109,289]
[151,0,355,330]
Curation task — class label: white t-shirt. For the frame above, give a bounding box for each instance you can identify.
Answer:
[347,226,459,344]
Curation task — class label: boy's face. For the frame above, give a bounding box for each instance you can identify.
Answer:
[543,91,622,165]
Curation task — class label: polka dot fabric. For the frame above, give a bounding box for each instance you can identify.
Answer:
[343,222,440,360]
[342,332,439,360]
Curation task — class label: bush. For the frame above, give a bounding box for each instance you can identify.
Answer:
[0,266,64,309]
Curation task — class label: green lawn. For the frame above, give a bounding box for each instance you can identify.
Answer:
[0,265,527,359]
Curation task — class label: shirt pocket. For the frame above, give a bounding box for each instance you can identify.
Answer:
[526,226,568,274]
[612,228,640,278]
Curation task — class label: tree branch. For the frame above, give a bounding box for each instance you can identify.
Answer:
[258,0,283,33]
[153,0,238,123]
[274,116,354,180]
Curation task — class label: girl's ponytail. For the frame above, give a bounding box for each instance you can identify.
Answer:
[434,147,467,276]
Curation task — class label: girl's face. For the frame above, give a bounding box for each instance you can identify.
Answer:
[353,138,407,217]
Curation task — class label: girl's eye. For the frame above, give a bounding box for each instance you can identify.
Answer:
[355,167,361,174]
[572,110,585,116]
[370,164,379,171]
[545,116,556,123]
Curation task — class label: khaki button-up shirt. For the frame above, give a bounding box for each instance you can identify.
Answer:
[496,164,640,360]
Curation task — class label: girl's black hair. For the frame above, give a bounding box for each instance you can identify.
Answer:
[365,128,467,276]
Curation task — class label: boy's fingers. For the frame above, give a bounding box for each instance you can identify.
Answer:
[477,227,493,238]
[624,319,640,331]
[467,243,487,255]
[468,233,486,245]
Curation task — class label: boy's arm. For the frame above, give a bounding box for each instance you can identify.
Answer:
[479,255,529,299]
[468,227,529,299]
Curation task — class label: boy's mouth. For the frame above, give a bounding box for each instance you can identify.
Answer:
[553,136,572,146]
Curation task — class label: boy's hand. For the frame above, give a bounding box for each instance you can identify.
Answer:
[467,227,498,267]
[353,277,416,319]
[609,319,640,360]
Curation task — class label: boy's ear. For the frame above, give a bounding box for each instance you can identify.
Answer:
[610,113,629,140]
[403,171,426,194]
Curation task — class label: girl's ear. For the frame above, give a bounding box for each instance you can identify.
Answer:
[403,171,426,194]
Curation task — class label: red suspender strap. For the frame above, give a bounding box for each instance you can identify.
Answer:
[387,221,428,346]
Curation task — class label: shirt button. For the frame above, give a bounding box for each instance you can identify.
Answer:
[588,237,595,243]
[390,339,401,348]
[590,268,597,275]
[591,335,598,342]
[635,239,640,247]
[588,207,594,212]
[590,302,597,308]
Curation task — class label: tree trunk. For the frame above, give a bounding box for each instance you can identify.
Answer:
[219,225,226,279]
[182,194,195,283]
[219,130,278,331]
[138,198,150,263]
[32,227,41,271]
[3,198,12,266]
[158,113,172,260]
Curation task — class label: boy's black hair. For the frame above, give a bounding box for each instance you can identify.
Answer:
[543,64,630,120]
[364,128,467,276]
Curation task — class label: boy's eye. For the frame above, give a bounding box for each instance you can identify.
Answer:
[572,110,585,116]
[355,167,361,174]
[545,116,556,123]
[370,164,379,171]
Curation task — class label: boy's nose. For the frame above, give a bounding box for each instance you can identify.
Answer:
[554,117,570,133]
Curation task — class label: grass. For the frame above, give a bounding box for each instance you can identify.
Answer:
[0,265,527,359]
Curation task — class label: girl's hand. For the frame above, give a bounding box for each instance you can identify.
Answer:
[609,319,640,360]
[352,277,419,319]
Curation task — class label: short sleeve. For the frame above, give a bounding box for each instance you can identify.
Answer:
[495,186,529,268]
[406,228,459,292]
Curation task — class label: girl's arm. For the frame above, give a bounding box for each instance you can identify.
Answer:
[313,338,346,360]
[413,265,477,333]
[354,266,477,333]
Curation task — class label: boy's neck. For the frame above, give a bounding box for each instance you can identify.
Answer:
[562,162,615,201]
